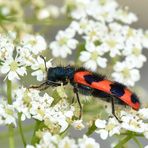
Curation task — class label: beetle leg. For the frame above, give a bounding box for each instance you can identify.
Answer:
[29,80,62,91]
[40,55,48,73]
[111,96,122,123]
[29,81,49,91]
[73,85,82,119]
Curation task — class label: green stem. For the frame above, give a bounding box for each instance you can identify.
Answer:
[7,80,12,104]
[133,137,143,148]
[0,124,34,139]
[31,120,41,145]
[18,113,26,147]
[7,80,15,148]
[26,19,70,26]
[114,135,133,148]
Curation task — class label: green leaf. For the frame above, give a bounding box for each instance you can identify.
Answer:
[86,121,97,136]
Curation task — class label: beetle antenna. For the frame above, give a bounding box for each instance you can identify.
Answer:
[40,55,47,73]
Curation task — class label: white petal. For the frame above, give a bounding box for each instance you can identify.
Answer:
[1,65,10,74]
[97,57,107,68]
[79,51,91,62]
[95,119,106,128]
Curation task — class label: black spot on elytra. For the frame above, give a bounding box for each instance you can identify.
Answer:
[110,82,125,97]
[131,93,140,104]
[92,89,125,105]
[84,74,105,85]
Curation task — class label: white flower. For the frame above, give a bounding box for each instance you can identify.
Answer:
[30,91,54,121]
[120,111,148,133]
[13,87,54,121]
[0,101,17,126]
[78,135,100,148]
[79,42,107,71]
[31,56,52,81]
[59,137,77,148]
[112,61,140,86]
[138,108,148,120]
[115,8,138,24]
[1,56,27,81]
[26,145,35,148]
[102,33,124,57]
[70,19,89,35]
[88,0,118,22]
[72,119,85,130]
[122,44,147,68]
[95,118,121,140]
[0,34,14,60]
[70,0,90,20]
[37,5,60,20]
[37,8,50,20]
[48,5,60,18]
[44,99,75,133]
[83,20,108,42]
[50,28,78,58]
[142,30,148,48]
[21,34,47,55]
[36,131,58,148]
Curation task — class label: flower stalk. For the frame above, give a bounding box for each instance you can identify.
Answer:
[18,113,26,147]
[7,80,15,148]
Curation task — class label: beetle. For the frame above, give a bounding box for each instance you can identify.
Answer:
[30,56,140,121]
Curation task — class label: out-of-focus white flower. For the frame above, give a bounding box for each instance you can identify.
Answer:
[31,56,52,81]
[70,0,90,20]
[37,5,60,20]
[70,19,89,35]
[83,20,108,42]
[145,145,148,148]
[115,8,138,24]
[50,28,78,58]
[0,34,14,60]
[79,42,107,71]
[48,5,60,18]
[37,8,50,20]
[1,56,27,81]
[26,145,35,148]
[72,119,85,130]
[1,6,10,15]
[138,108,148,120]
[95,118,120,140]
[21,34,47,55]
[112,61,140,86]
[90,0,118,23]
[143,30,148,48]
[59,137,77,148]
[78,135,100,148]
[36,131,59,148]
[0,101,17,126]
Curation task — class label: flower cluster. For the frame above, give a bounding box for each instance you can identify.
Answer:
[0,33,51,81]
[13,87,75,133]
[49,0,148,86]
[95,108,148,140]
[26,131,100,148]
